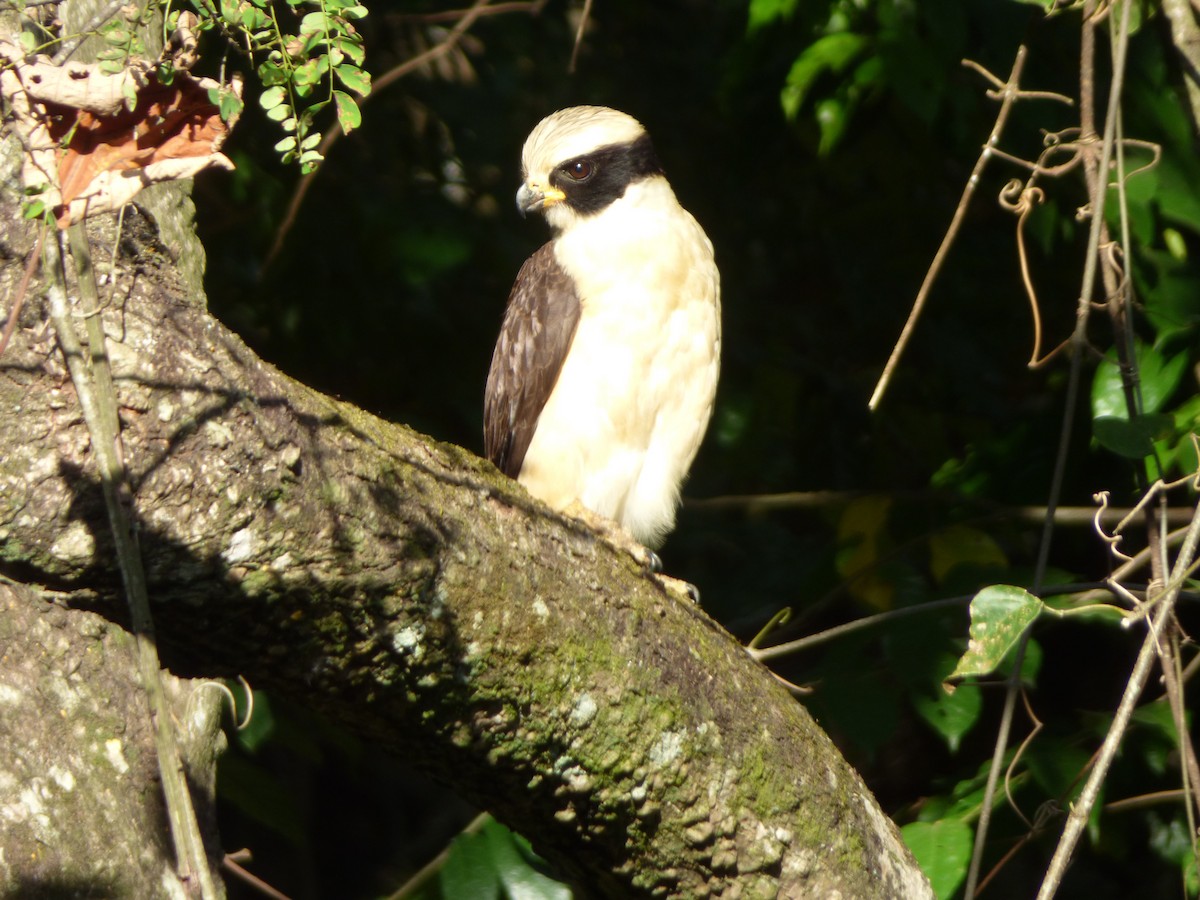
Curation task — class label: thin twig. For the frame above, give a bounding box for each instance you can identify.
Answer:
[389,1,546,24]
[1104,788,1191,814]
[1033,8,1152,897]
[968,5,1141,893]
[868,47,1030,410]
[1158,628,1200,839]
[48,222,220,899]
[1161,0,1200,132]
[0,228,43,358]
[1036,502,1200,899]
[1004,690,1046,830]
[1003,182,1048,364]
[966,634,1031,899]
[750,582,1114,663]
[751,596,970,663]
[52,0,127,63]
[372,0,494,96]
[975,799,1060,896]
[222,852,293,900]
[567,0,593,73]
[384,812,491,899]
[687,491,1199,531]
[262,0,544,271]
[1085,74,1186,866]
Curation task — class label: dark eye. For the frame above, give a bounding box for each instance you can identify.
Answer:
[563,160,593,181]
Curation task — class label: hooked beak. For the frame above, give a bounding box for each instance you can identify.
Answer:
[516,182,566,218]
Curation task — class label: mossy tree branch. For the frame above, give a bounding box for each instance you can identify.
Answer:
[0,189,929,896]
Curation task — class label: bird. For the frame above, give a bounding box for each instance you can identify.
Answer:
[484,106,721,551]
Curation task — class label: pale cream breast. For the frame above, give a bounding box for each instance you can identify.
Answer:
[518,177,720,546]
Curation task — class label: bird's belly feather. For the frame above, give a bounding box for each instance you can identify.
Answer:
[518,220,719,547]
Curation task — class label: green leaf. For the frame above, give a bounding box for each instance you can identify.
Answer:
[292,59,323,87]
[257,61,290,87]
[997,634,1042,687]
[335,37,365,65]
[902,819,972,900]
[1139,351,1189,415]
[815,95,854,157]
[747,0,799,33]
[265,101,292,122]
[259,85,287,110]
[299,11,329,36]
[780,32,869,120]
[1093,414,1174,459]
[341,5,368,19]
[335,64,371,96]
[233,688,276,753]
[333,90,361,133]
[1162,227,1187,261]
[483,820,572,900]
[948,585,1042,681]
[241,6,269,31]
[220,0,240,27]
[22,199,46,220]
[807,661,902,757]
[274,135,297,153]
[1024,733,1093,799]
[918,756,1021,824]
[440,829,502,900]
[219,91,244,123]
[302,29,331,55]
[913,680,982,753]
[1092,342,1188,418]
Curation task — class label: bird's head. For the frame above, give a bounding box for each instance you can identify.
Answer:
[516,106,665,232]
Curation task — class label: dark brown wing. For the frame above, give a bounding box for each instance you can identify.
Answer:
[484,242,581,478]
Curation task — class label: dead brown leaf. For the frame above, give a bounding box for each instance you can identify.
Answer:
[47,74,233,225]
[0,41,240,228]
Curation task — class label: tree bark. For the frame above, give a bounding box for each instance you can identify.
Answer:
[0,72,931,900]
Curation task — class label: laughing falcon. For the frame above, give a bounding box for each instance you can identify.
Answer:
[484,106,721,549]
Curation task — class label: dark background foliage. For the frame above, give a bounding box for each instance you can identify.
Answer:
[188,1,1200,896]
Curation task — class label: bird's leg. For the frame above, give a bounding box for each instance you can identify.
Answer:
[561,503,700,603]
[563,501,658,569]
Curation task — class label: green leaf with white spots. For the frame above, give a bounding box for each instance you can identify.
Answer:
[948,585,1043,682]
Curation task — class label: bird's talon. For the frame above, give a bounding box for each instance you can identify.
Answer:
[653,573,701,604]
